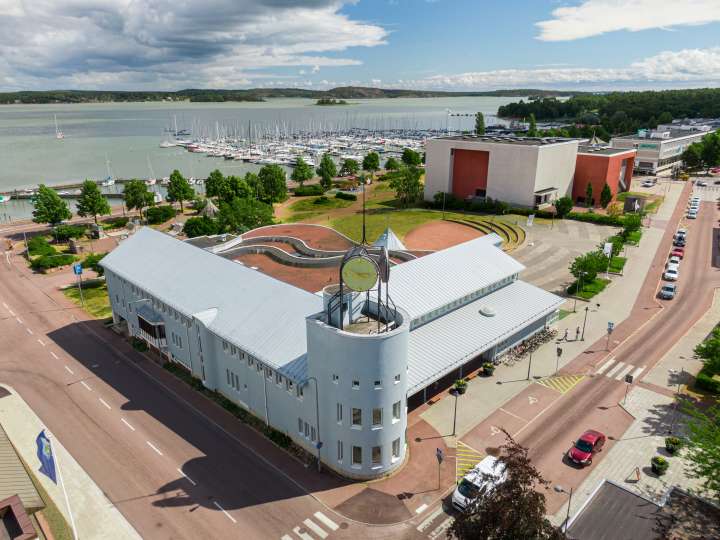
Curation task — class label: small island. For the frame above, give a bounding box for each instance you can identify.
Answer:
[315,98,349,106]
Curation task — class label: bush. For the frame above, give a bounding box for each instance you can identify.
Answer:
[313,196,330,205]
[293,184,325,196]
[82,253,107,276]
[696,367,720,394]
[145,205,177,225]
[27,236,56,257]
[183,216,219,238]
[53,224,87,241]
[665,436,683,455]
[608,256,627,273]
[483,362,496,376]
[651,455,669,475]
[335,191,358,201]
[567,212,624,226]
[30,253,76,271]
[131,337,148,352]
[102,216,129,230]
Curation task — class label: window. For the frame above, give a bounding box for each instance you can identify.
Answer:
[248,357,254,366]
[177,335,182,349]
[392,438,401,459]
[352,408,362,427]
[352,446,362,465]
[226,369,230,385]
[304,422,310,438]
[297,385,304,399]
[298,418,303,433]
[336,403,343,423]
[394,374,400,384]
[311,426,316,441]
[222,341,228,351]
[337,441,343,461]
[372,446,382,465]
[275,373,283,386]
[230,345,237,355]
[392,401,401,421]
[266,367,273,380]
[352,380,359,389]
[374,380,381,389]
[372,408,382,427]
[332,374,339,384]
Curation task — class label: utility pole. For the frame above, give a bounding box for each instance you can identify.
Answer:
[527,351,533,380]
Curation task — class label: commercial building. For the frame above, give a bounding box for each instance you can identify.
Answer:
[572,146,635,205]
[424,135,579,208]
[101,227,562,480]
[610,128,710,174]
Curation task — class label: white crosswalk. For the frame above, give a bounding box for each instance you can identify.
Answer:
[416,506,454,539]
[594,359,646,381]
[281,512,339,540]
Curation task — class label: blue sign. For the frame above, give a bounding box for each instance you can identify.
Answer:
[608,321,615,333]
[73,263,83,275]
[36,430,57,484]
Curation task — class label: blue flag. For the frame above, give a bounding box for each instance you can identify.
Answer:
[36,430,57,484]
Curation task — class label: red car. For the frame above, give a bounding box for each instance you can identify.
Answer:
[671,248,684,259]
[567,430,605,466]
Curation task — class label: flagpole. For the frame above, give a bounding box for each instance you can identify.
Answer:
[47,431,79,540]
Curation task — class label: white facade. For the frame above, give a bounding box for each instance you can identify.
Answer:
[610,129,711,173]
[423,136,578,207]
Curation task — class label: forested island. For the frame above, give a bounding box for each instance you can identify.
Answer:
[497,88,720,135]
[315,98,349,106]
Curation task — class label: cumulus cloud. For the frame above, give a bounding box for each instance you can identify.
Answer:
[0,0,386,90]
[385,47,720,90]
[536,0,720,41]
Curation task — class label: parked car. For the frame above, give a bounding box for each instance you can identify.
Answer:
[641,180,655,188]
[687,210,698,219]
[659,283,677,300]
[452,455,506,511]
[567,430,606,466]
[664,267,679,281]
[697,181,708,187]
[674,238,686,247]
[671,248,685,259]
[667,256,681,267]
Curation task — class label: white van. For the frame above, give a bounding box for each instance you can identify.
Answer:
[451,455,506,511]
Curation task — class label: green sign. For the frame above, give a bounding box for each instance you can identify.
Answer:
[639,143,659,150]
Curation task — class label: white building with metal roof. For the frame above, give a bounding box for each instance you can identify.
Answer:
[101,227,561,480]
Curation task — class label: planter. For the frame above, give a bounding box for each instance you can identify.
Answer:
[665,436,682,455]
[651,456,669,475]
[482,363,495,377]
[453,379,468,395]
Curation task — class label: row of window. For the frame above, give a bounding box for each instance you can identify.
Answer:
[298,418,317,442]
[226,365,301,398]
[170,332,183,349]
[332,373,401,388]
[337,438,402,468]
[336,401,402,428]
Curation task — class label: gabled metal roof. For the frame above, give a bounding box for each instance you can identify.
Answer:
[373,227,407,251]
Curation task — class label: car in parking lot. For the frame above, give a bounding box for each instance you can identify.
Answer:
[641,180,655,188]
[697,181,708,187]
[671,248,685,259]
[667,256,681,267]
[664,267,679,281]
[567,430,606,466]
[688,210,698,219]
[659,283,677,300]
[674,237,686,247]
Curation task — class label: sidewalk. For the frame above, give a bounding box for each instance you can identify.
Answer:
[0,385,141,540]
[420,181,688,445]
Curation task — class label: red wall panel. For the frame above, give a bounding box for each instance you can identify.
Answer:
[573,152,635,206]
[451,149,489,199]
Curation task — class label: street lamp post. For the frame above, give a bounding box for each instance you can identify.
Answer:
[451,388,460,436]
[555,485,574,538]
[555,347,563,375]
[581,306,590,341]
[526,351,533,381]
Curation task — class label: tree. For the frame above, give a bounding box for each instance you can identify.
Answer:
[204,169,228,199]
[82,253,106,276]
[226,175,251,201]
[554,196,573,218]
[76,180,110,224]
[183,216,220,238]
[683,404,720,500]
[600,183,612,208]
[527,113,538,137]
[474,112,485,135]
[340,158,360,177]
[166,169,194,213]
[695,327,720,374]
[257,164,288,203]
[217,197,274,233]
[657,111,673,125]
[585,182,594,207]
[316,153,337,190]
[449,430,563,540]
[32,184,72,226]
[700,132,720,172]
[401,148,421,167]
[569,250,608,283]
[291,157,314,187]
[244,172,262,200]
[362,152,380,175]
[606,201,623,218]
[389,166,422,207]
[384,157,400,171]
[123,179,154,219]
[682,143,703,170]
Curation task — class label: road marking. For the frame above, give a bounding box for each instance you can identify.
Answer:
[98,398,111,410]
[80,381,92,391]
[64,366,74,375]
[37,338,45,346]
[313,512,338,531]
[15,317,22,324]
[26,327,32,335]
[121,418,136,431]
[595,357,616,375]
[176,468,197,486]
[429,517,454,540]
[614,364,635,381]
[605,361,626,378]
[535,375,585,394]
[415,503,429,514]
[50,352,59,360]
[292,526,312,540]
[213,501,236,523]
[630,366,646,379]
[417,507,445,532]
[528,395,538,405]
[490,425,501,437]
[146,441,163,456]
[303,519,328,539]
[281,536,293,540]
[8,309,15,317]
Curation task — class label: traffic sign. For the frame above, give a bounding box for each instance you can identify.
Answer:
[316,441,323,450]
[556,347,563,357]
[607,321,615,334]
[73,263,83,275]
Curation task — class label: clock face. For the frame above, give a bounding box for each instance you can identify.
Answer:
[341,256,378,292]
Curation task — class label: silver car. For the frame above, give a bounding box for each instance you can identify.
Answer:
[659,283,677,299]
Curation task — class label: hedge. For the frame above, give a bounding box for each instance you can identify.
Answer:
[335,191,357,201]
[566,212,624,226]
[695,367,720,394]
[145,205,177,225]
[27,236,56,257]
[102,216,129,230]
[293,184,325,196]
[53,224,87,241]
[30,254,76,270]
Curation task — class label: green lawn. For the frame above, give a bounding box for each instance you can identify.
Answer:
[288,196,353,213]
[567,278,611,300]
[608,256,627,273]
[62,281,112,319]
[625,230,642,245]
[558,309,572,320]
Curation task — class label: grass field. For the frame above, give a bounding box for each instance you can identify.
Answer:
[567,277,611,300]
[63,281,112,319]
[21,458,73,540]
[285,195,354,223]
[616,191,664,214]
[608,256,627,273]
[625,230,642,245]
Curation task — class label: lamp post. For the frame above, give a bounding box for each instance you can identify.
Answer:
[450,388,460,436]
[555,485,574,538]
[581,306,590,341]
[573,272,586,312]
[526,350,534,381]
[555,347,563,375]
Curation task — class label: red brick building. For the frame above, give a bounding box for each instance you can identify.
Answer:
[572,146,636,206]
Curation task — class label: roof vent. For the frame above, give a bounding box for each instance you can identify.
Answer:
[479,305,496,317]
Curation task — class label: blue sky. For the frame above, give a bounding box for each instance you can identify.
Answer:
[1,0,719,91]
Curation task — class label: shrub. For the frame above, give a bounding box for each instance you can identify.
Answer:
[293,184,325,196]
[183,216,219,238]
[555,196,573,218]
[30,253,76,271]
[483,362,496,376]
[335,191,357,201]
[695,367,720,394]
[567,212,624,226]
[313,196,330,205]
[145,205,176,225]
[651,455,669,475]
[82,253,107,276]
[53,224,87,241]
[27,236,56,257]
[102,216,129,230]
[665,436,683,455]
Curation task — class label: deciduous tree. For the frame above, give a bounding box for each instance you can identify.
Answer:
[204,169,228,199]
[384,157,400,171]
[683,404,720,500]
[217,197,274,233]
[340,158,360,177]
[123,179,154,219]
[183,216,220,238]
[76,180,110,224]
[527,113,538,137]
[474,112,485,135]
[291,157,314,187]
[362,152,380,174]
[166,169,194,212]
[32,184,72,226]
[401,148,421,167]
[682,143,703,170]
[389,166,422,207]
[258,164,288,203]
[316,153,337,190]
[554,196,573,218]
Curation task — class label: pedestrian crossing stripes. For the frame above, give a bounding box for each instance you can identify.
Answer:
[416,506,454,539]
[593,359,645,381]
[280,512,339,540]
[535,375,584,394]
[455,441,484,482]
